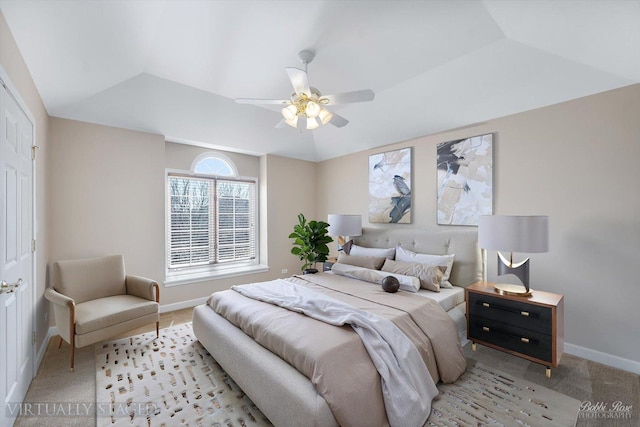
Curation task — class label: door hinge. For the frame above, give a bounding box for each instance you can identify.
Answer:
[31,145,39,160]
[31,239,36,252]
[32,332,36,345]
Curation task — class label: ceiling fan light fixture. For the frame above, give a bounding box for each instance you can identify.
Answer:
[306,117,320,130]
[282,104,297,121]
[318,108,333,125]
[305,101,321,118]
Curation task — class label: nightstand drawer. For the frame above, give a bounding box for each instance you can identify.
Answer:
[469,316,552,362]
[468,292,552,335]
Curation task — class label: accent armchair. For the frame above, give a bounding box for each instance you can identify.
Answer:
[45,255,160,371]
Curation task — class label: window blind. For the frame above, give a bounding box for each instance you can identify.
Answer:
[168,174,256,270]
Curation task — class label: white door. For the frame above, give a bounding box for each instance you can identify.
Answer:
[0,80,35,427]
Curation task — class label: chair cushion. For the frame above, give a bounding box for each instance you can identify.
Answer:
[74,295,158,335]
[53,255,126,304]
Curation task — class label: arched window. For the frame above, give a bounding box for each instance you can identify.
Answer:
[167,152,258,278]
[191,153,238,176]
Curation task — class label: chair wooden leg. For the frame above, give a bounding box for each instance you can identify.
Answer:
[70,335,75,372]
[156,321,159,338]
[58,336,63,349]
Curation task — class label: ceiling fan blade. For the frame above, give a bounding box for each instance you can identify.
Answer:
[285,67,310,96]
[275,119,289,129]
[235,98,289,105]
[329,113,349,128]
[321,89,375,105]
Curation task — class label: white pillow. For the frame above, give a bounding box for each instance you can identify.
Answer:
[349,244,396,260]
[331,262,420,292]
[395,246,455,288]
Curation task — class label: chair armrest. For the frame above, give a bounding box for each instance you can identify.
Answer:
[45,287,74,307]
[126,275,160,303]
[44,288,76,344]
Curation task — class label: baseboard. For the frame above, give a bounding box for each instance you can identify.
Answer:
[159,296,208,314]
[34,326,59,370]
[565,342,640,375]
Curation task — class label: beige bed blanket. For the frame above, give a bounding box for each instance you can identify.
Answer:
[208,273,466,427]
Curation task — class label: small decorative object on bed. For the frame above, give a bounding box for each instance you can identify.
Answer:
[437,133,492,225]
[369,147,412,223]
[289,213,333,274]
[381,276,400,293]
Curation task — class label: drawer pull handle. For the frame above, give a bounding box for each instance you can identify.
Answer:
[521,311,530,317]
[482,326,490,332]
[482,302,490,308]
[521,337,530,343]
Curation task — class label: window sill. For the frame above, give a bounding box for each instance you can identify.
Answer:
[164,264,270,287]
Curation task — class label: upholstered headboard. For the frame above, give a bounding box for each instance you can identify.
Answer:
[353,228,484,287]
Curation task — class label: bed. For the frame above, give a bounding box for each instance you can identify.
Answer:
[192,227,483,427]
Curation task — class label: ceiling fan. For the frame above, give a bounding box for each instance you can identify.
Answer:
[235,50,375,130]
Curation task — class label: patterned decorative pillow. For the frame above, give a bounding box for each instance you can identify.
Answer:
[337,253,386,270]
[381,259,445,292]
[395,246,455,288]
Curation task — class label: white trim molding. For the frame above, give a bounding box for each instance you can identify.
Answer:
[565,342,640,375]
[159,296,209,314]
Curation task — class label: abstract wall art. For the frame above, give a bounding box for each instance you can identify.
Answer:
[369,147,412,223]
[437,134,493,226]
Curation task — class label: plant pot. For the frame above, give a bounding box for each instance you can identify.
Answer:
[303,268,318,275]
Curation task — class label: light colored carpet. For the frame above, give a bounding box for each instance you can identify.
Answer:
[95,323,581,427]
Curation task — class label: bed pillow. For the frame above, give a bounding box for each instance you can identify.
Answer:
[336,253,386,270]
[349,244,396,259]
[331,262,420,292]
[381,259,445,292]
[395,246,455,288]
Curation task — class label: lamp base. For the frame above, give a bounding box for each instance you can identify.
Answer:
[493,283,532,297]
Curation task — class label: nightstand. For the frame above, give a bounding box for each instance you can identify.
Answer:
[466,281,564,377]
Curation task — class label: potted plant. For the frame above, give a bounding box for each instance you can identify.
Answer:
[289,213,333,274]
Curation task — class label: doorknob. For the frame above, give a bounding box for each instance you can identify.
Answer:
[0,278,23,294]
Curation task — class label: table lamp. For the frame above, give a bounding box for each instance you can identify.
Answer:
[327,214,362,250]
[478,215,549,296]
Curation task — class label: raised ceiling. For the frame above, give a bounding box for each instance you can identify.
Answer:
[1,0,638,161]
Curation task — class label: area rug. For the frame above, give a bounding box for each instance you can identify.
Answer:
[95,323,272,426]
[96,324,580,426]
[428,361,581,426]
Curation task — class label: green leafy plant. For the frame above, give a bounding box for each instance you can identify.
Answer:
[289,213,333,272]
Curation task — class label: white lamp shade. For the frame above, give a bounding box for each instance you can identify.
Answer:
[478,215,549,253]
[282,105,297,121]
[327,214,362,237]
[306,101,321,118]
[318,108,333,125]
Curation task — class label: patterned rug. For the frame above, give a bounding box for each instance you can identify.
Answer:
[95,323,271,426]
[96,324,580,427]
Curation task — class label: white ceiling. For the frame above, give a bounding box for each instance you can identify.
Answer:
[1,0,639,161]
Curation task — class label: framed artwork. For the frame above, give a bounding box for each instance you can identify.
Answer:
[437,133,493,226]
[369,147,412,223]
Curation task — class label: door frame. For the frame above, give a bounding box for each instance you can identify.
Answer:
[0,65,38,375]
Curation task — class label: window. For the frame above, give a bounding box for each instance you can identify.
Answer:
[166,154,260,283]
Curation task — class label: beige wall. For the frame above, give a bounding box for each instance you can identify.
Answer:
[48,125,317,307]
[318,84,640,364]
[49,118,166,278]
[0,10,50,354]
